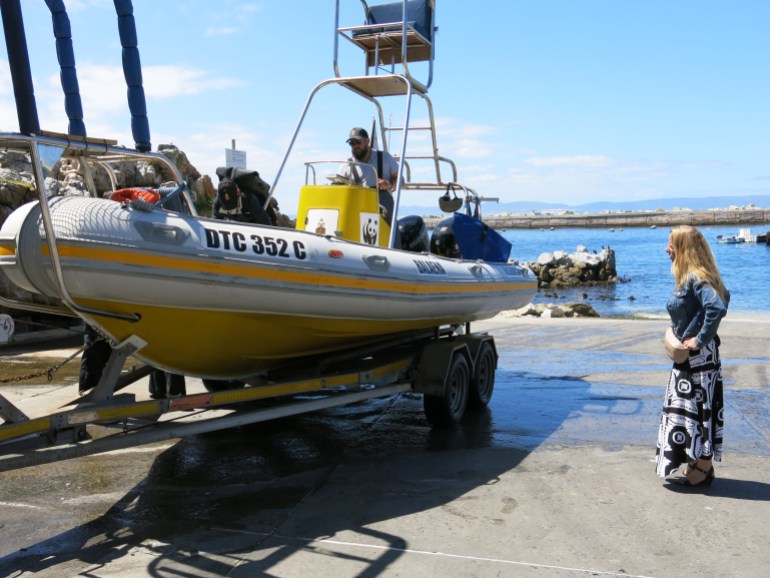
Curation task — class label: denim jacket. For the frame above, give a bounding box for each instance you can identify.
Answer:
[667,274,729,348]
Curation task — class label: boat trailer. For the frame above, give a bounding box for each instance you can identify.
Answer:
[0,328,498,472]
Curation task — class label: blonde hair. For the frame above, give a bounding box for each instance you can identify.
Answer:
[669,225,727,300]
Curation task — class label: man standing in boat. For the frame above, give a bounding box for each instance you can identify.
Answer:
[337,127,399,225]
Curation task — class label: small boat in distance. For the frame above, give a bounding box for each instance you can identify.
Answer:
[715,234,744,244]
[716,228,758,244]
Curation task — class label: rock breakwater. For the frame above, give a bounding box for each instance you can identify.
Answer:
[488,208,770,229]
[423,207,770,230]
[524,245,616,289]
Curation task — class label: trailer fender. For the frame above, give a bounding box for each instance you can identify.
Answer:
[413,339,472,397]
[452,334,498,369]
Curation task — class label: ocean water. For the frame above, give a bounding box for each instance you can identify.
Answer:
[500,224,770,318]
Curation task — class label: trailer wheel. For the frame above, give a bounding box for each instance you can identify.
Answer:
[202,379,245,392]
[423,353,470,427]
[468,341,496,409]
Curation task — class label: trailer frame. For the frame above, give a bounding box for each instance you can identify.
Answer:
[0,327,497,472]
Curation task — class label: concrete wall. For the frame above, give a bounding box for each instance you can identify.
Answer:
[424,208,770,230]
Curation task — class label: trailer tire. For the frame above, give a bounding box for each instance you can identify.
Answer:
[468,341,496,409]
[202,379,245,392]
[423,353,469,428]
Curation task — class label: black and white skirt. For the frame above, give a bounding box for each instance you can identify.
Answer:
[655,337,724,478]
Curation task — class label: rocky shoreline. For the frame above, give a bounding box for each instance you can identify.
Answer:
[502,301,600,318]
[506,245,616,319]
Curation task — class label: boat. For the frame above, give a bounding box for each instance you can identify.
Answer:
[715,234,744,244]
[715,228,760,244]
[737,228,759,243]
[0,192,534,377]
[0,0,537,380]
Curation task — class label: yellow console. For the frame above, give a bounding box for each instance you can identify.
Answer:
[296,184,391,247]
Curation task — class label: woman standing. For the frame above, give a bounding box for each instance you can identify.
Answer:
[656,225,729,487]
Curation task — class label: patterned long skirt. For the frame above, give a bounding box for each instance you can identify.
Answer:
[655,336,724,478]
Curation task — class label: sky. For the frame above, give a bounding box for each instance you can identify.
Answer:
[1,0,769,216]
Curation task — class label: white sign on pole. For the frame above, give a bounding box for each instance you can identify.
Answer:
[225,148,247,169]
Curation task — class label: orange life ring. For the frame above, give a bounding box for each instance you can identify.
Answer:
[109,187,161,204]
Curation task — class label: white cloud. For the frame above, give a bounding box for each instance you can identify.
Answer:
[0,60,11,96]
[204,27,238,38]
[0,97,20,132]
[240,3,264,14]
[191,2,265,38]
[434,117,494,140]
[47,64,128,115]
[42,63,243,116]
[452,139,492,159]
[143,65,244,96]
[525,155,613,169]
[495,156,699,204]
[421,117,496,160]
[178,123,280,176]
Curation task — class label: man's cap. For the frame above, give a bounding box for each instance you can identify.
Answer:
[346,127,369,143]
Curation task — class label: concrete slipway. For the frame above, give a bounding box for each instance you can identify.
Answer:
[1,315,769,578]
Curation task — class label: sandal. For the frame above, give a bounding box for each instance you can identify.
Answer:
[682,461,697,476]
[676,462,715,487]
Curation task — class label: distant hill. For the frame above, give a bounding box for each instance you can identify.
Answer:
[399,194,770,217]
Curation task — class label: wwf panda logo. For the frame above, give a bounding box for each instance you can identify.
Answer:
[362,217,379,245]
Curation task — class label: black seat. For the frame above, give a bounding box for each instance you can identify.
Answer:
[336,0,436,90]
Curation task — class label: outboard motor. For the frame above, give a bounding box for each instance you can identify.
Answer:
[431,187,464,258]
[397,215,429,253]
[430,220,463,259]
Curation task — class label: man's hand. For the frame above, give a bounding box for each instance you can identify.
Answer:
[378,178,393,192]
